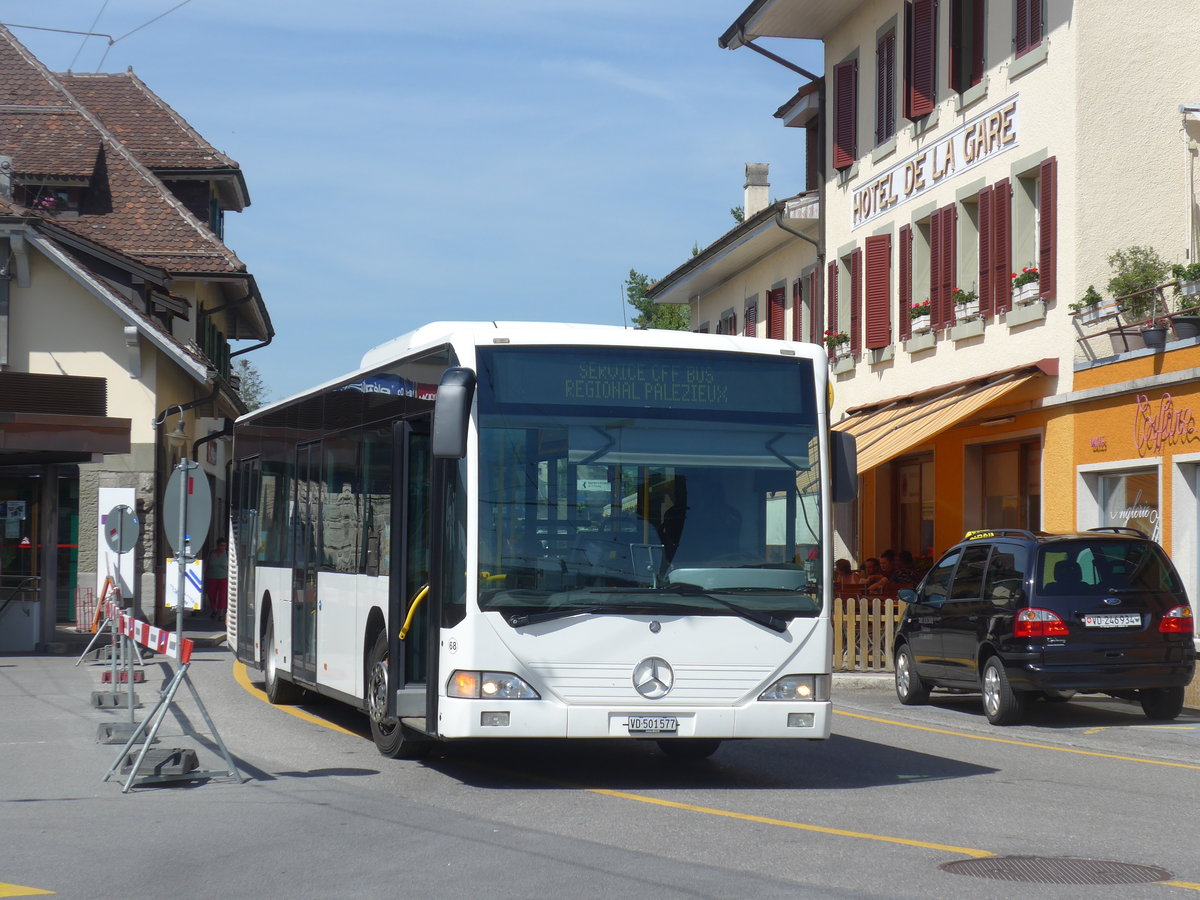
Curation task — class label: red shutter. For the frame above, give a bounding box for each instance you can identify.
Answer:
[744,302,757,337]
[767,287,786,340]
[809,268,822,346]
[1017,0,1042,57]
[978,184,994,316]
[929,208,942,327]
[899,224,913,340]
[865,234,892,349]
[930,204,956,329]
[834,60,858,170]
[940,204,957,327]
[907,0,936,119]
[850,248,863,356]
[876,31,895,144]
[792,279,802,342]
[992,178,1012,312]
[827,261,838,360]
[970,0,985,85]
[1039,156,1057,300]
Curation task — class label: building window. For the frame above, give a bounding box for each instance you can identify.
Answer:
[950,0,985,93]
[1099,470,1160,541]
[717,310,737,335]
[905,0,937,120]
[834,58,858,170]
[1014,160,1056,301]
[982,440,1042,531]
[827,259,840,360]
[978,179,1012,314]
[850,248,863,356]
[808,267,823,347]
[1015,0,1043,58]
[743,299,758,337]
[876,29,896,144]
[894,454,935,564]
[792,278,803,342]
[898,224,913,340]
[865,234,892,349]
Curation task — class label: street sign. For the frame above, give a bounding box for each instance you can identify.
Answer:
[162,460,211,557]
[103,504,139,554]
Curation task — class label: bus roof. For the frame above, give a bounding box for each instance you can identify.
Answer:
[242,321,821,423]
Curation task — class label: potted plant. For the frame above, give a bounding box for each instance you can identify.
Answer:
[1011,266,1040,304]
[1068,285,1104,325]
[823,329,851,359]
[910,298,932,333]
[1172,262,1200,310]
[1141,318,1169,350]
[1108,245,1170,322]
[952,287,979,321]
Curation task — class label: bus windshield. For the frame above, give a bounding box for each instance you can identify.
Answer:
[475,345,823,625]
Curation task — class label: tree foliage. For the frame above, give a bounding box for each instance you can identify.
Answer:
[233,358,270,411]
[625,269,690,331]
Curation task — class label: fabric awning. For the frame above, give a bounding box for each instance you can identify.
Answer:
[833,371,1039,474]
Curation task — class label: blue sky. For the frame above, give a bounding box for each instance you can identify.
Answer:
[4,1,822,402]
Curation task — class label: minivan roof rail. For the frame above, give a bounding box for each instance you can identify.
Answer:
[1087,526,1149,538]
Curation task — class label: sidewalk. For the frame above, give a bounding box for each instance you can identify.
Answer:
[51,610,229,656]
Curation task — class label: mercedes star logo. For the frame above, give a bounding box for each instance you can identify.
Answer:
[632,656,674,699]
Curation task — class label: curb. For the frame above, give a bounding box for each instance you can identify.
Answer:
[833,672,893,690]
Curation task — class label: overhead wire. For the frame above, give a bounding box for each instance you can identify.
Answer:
[69,0,110,72]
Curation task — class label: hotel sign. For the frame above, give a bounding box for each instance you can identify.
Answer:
[851,96,1021,230]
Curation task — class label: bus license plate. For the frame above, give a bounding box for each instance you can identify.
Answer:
[628,716,679,735]
[1083,613,1141,628]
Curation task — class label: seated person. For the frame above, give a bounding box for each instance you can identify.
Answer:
[1046,559,1086,594]
[861,557,890,594]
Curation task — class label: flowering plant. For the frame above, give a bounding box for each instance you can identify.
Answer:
[909,299,931,320]
[823,329,849,350]
[31,194,60,211]
[951,287,977,306]
[1011,266,1039,288]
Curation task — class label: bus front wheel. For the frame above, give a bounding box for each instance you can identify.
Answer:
[263,613,302,705]
[367,631,431,760]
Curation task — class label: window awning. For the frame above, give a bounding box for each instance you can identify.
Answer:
[832,367,1047,474]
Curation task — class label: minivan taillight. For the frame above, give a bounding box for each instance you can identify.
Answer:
[1158,606,1194,634]
[1014,608,1070,638]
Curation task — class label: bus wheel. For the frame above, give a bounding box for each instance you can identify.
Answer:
[263,613,301,705]
[656,739,721,760]
[367,631,431,760]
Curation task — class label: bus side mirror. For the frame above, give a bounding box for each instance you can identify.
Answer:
[432,367,476,459]
[830,431,858,503]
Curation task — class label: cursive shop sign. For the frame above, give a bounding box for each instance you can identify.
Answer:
[1134,392,1199,455]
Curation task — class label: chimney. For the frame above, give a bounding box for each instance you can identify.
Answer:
[744,163,769,219]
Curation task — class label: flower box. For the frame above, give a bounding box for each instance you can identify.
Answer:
[1075,305,1103,326]
[1013,282,1040,305]
[1180,279,1200,298]
[955,299,980,321]
[911,313,932,334]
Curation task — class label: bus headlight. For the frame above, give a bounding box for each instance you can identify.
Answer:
[758,674,830,702]
[447,670,540,700]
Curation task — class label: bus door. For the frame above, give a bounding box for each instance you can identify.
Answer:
[292,441,321,685]
[233,456,261,663]
[388,416,431,717]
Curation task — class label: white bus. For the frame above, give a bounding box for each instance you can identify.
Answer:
[230,322,856,759]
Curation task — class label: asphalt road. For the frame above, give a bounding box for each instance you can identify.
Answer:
[3,648,1200,899]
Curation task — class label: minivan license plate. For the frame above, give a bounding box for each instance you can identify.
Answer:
[1083,613,1141,628]
[628,716,679,734]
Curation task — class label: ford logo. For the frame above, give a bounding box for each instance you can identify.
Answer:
[1103,597,1121,606]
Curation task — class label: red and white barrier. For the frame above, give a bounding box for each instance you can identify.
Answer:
[104,599,193,664]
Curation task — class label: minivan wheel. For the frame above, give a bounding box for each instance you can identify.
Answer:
[895,644,930,705]
[1139,686,1185,721]
[981,657,1025,726]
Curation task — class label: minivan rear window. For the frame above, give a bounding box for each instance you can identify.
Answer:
[1038,541,1181,595]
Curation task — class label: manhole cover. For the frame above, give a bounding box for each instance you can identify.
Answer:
[941,856,1171,885]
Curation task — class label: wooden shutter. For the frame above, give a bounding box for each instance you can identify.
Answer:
[1038,156,1057,300]
[865,234,892,349]
[768,287,786,340]
[970,0,985,85]
[744,302,757,337]
[834,59,858,170]
[930,204,956,329]
[1016,0,1042,57]
[792,279,802,342]
[992,178,1012,312]
[978,184,994,316]
[899,224,913,340]
[827,261,839,360]
[850,248,863,355]
[809,268,822,346]
[876,31,895,144]
[907,0,936,119]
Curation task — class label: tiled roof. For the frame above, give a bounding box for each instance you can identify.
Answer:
[0,26,245,277]
[57,71,239,172]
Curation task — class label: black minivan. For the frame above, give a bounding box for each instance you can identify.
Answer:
[893,528,1195,725]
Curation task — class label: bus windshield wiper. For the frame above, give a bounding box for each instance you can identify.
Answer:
[507,605,609,628]
[611,583,789,634]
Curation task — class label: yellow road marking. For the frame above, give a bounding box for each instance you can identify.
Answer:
[1162,882,1200,891]
[586,788,994,858]
[232,661,359,737]
[0,884,53,897]
[835,710,1200,771]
